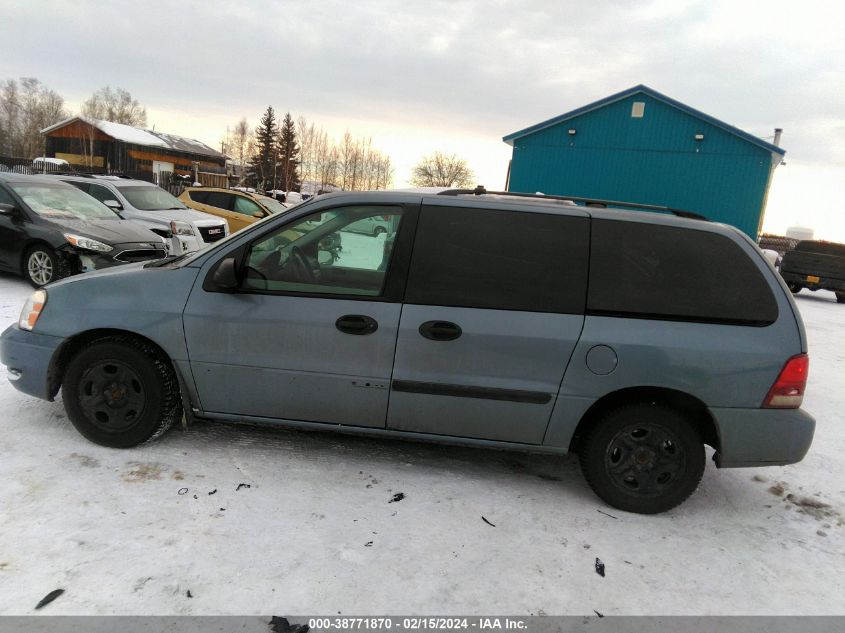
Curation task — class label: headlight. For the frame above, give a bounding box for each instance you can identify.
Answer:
[170,221,194,236]
[19,289,47,331]
[63,233,113,253]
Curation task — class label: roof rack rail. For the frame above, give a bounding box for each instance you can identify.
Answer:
[436,186,708,221]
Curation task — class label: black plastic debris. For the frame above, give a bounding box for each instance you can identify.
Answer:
[35,589,64,610]
[270,616,310,633]
[596,509,618,519]
[219,508,226,511]
[595,558,605,577]
[388,492,405,503]
[364,541,373,547]
[208,489,217,496]
[186,590,193,598]
[193,495,198,500]
[481,516,496,527]
[236,483,251,491]
[177,488,188,495]
[593,610,604,618]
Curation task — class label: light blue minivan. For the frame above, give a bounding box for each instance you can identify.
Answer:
[0,189,815,513]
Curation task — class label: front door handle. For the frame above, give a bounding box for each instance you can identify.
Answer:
[336,314,378,335]
[419,320,462,341]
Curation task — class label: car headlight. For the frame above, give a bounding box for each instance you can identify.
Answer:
[63,233,113,253]
[19,289,47,331]
[170,221,194,236]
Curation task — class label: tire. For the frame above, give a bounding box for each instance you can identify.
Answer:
[24,245,64,287]
[836,292,845,304]
[786,282,802,295]
[579,403,705,514]
[63,337,182,448]
[373,226,387,237]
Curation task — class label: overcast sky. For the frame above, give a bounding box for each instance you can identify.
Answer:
[3,0,844,239]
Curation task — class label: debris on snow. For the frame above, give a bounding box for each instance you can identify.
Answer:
[208,489,217,496]
[595,558,605,577]
[270,616,310,633]
[177,488,188,495]
[816,530,827,537]
[365,541,373,547]
[768,484,786,496]
[481,516,496,527]
[236,483,251,491]
[597,509,618,519]
[593,610,604,618]
[34,589,64,610]
[388,493,405,503]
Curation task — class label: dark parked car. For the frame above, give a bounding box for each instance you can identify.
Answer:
[780,240,845,303]
[0,173,167,286]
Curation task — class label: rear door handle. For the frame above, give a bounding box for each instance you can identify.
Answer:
[336,314,378,335]
[419,320,462,341]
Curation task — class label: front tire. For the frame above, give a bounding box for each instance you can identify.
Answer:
[787,282,802,294]
[63,338,182,448]
[579,403,705,514]
[24,245,63,287]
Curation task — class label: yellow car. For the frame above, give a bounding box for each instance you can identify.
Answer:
[179,187,290,233]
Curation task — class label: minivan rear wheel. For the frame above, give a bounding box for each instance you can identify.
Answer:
[579,403,705,514]
[63,338,182,448]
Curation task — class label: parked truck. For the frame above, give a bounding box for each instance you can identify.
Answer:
[780,240,845,303]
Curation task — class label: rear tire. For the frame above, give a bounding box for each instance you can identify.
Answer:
[787,282,802,294]
[579,403,705,514]
[836,292,845,304]
[63,338,182,448]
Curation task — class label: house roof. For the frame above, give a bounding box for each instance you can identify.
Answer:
[502,84,786,156]
[41,116,227,160]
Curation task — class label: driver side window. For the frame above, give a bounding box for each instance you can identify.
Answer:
[243,205,403,297]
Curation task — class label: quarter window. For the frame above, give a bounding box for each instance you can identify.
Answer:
[587,220,778,325]
[404,205,590,313]
[233,196,264,217]
[242,206,403,297]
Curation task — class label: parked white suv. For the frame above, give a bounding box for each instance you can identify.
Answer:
[57,176,228,255]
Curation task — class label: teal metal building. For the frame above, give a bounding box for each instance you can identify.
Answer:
[503,85,785,237]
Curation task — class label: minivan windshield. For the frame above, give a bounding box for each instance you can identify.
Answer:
[11,183,119,220]
[116,185,187,211]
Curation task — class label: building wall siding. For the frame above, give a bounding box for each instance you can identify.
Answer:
[508,94,773,236]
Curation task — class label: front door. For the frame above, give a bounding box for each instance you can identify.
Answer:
[387,203,590,444]
[183,202,416,427]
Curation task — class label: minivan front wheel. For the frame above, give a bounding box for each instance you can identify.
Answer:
[579,403,705,514]
[63,338,182,448]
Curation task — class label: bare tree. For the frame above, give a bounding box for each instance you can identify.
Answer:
[410,152,474,188]
[0,77,66,158]
[222,117,254,183]
[82,86,147,126]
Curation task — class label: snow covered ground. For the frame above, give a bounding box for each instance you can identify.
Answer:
[0,273,842,616]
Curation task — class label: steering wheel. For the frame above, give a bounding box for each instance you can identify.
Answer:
[288,246,316,283]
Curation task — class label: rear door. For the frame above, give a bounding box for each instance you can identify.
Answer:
[386,203,590,444]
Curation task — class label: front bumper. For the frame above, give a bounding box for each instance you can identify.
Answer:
[0,324,64,401]
[711,406,816,467]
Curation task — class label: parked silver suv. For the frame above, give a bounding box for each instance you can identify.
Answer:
[57,176,228,255]
[0,189,815,513]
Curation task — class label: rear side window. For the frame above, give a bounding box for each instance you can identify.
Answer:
[588,220,778,325]
[405,205,589,314]
[189,190,209,203]
[203,191,233,210]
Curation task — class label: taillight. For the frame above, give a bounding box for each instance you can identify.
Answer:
[762,354,809,409]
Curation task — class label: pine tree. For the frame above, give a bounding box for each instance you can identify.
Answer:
[277,112,301,192]
[248,106,278,190]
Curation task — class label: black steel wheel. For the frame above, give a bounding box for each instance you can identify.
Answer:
[579,403,705,514]
[63,338,181,447]
[787,282,802,294]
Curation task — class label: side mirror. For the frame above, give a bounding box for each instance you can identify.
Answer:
[103,199,123,210]
[317,250,334,266]
[212,257,239,290]
[0,203,16,215]
[253,211,265,219]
